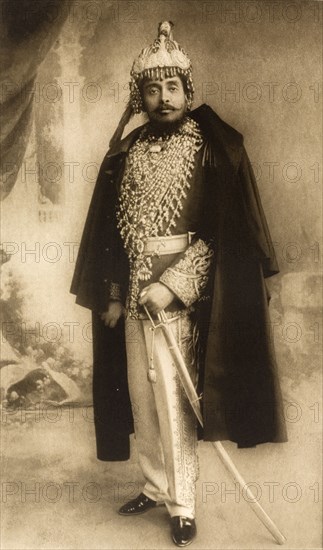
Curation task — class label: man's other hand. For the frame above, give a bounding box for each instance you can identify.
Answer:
[138,283,176,315]
[100,301,124,328]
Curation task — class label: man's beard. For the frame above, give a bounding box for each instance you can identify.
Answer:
[148,117,186,136]
[146,108,187,136]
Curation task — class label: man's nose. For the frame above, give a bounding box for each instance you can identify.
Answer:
[160,87,170,103]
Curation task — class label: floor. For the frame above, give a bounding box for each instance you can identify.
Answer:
[1,387,321,550]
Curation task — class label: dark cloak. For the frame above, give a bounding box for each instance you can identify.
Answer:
[70,104,287,461]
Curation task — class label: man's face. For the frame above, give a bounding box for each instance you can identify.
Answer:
[142,75,188,126]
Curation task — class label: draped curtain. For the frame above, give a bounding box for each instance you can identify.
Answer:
[0,0,72,200]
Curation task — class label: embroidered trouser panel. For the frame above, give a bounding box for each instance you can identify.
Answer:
[125,313,199,518]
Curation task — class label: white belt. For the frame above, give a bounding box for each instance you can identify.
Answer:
[143,232,195,256]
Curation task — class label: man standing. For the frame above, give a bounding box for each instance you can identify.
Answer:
[71,21,287,547]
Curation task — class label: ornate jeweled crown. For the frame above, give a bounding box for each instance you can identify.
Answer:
[129,21,194,113]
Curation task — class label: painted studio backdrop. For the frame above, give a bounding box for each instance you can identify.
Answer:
[1,2,321,437]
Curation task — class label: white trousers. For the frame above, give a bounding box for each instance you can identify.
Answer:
[125,314,199,518]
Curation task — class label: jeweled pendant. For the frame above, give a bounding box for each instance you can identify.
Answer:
[149,144,162,153]
[136,239,144,254]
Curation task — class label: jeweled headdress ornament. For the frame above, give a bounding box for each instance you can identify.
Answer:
[130,21,194,113]
[109,21,194,148]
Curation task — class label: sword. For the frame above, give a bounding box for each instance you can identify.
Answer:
[144,305,286,545]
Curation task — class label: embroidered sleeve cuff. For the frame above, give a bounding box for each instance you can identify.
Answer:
[109,282,122,301]
[159,239,214,308]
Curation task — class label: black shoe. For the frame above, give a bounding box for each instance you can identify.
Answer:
[171,516,197,547]
[118,492,157,516]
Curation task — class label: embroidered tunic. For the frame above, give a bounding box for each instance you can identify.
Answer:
[113,117,214,318]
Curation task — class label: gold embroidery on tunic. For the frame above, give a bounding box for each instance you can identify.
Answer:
[159,239,214,307]
[109,282,122,301]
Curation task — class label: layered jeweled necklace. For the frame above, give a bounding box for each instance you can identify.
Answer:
[117,116,203,254]
[116,116,203,314]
